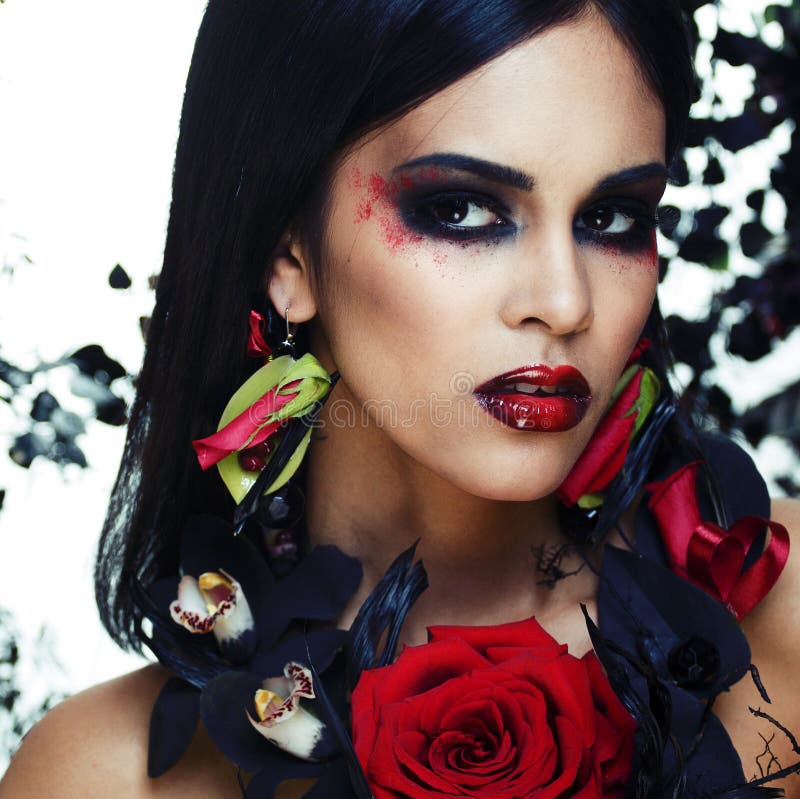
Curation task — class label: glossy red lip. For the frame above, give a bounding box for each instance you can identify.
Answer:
[473,364,592,432]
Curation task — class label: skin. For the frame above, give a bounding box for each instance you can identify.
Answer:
[2,7,799,797]
[277,5,664,649]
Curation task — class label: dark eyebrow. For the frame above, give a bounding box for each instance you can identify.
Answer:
[591,162,669,194]
[393,153,535,191]
[393,153,668,196]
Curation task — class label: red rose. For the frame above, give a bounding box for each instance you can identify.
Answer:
[351,617,635,798]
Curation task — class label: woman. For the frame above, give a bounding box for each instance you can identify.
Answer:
[2,0,799,797]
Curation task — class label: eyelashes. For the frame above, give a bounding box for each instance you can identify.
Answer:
[395,187,660,252]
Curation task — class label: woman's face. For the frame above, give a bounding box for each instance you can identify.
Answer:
[305,9,666,501]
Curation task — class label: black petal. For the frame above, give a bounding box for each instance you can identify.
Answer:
[257,546,362,646]
[200,671,281,772]
[180,513,275,617]
[244,761,324,799]
[250,629,348,678]
[147,678,200,777]
[600,546,751,699]
[302,759,360,798]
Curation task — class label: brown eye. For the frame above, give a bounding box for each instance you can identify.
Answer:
[432,198,469,224]
[427,198,502,228]
[579,207,635,234]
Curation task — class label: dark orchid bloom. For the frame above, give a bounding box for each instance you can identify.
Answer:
[593,546,758,796]
[141,513,362,782]
[590,432,798,797]
[247,662,334,760]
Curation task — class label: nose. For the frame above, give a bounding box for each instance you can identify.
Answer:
[500,224,594,337]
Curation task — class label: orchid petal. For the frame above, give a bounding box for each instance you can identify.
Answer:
[202,571,257,661]
[170,576,216,633]
[169,570,256,662]
[247,662,335,762]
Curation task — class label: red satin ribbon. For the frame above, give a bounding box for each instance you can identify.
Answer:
[192,378,301,470]
[645,461,790,620]
[247,310,273,360]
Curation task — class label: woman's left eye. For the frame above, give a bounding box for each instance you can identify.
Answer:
[577,206,637,235]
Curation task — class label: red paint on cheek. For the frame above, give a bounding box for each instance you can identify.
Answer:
[351,168,426,251]
[629,230,659,273]
[598,241,630,273]
[352,169,398,223]
[378,215,424,250]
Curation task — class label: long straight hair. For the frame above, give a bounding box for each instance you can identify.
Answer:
[95,0,697,650]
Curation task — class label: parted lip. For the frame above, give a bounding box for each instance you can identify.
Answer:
[474,364,591,397]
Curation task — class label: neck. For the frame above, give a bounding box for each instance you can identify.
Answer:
[303,381,599,648]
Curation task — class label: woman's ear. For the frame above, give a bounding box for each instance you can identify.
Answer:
[264,230,318,322]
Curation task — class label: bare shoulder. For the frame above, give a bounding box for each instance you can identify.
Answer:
[747,497,800,650]
[0,664,242,798]
[714,496,800,790]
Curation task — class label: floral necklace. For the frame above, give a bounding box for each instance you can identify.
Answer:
[140,313,796,798]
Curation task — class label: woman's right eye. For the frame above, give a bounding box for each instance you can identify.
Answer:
[403,193,513,241]
[424,197,505,228]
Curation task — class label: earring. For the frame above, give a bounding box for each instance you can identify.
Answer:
[276,305,297,358]
[191,301,339,534]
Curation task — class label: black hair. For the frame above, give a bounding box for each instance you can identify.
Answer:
[95,0,698,651]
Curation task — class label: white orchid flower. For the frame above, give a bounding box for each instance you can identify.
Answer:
[169,569,255,658]
[247,662,334,761]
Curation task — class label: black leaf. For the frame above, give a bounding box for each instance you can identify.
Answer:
[703,156,725,185]
[30,391,59,422]
[9,432,48,468]
[95,394,128,425]
[740,221,772,259]
[108,263,132,289]
[746,190,765,213]
[728,314,773,361]
[68,344,127,383]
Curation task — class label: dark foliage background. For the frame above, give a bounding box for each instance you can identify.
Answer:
[660,2,800,493]
[0,0,798,765]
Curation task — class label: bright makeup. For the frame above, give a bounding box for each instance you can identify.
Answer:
[474,365,592,432]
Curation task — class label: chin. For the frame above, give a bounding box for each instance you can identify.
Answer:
[438,459,568,503]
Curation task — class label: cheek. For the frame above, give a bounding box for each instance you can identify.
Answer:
[349,167,424,252]
[594,229,658,275]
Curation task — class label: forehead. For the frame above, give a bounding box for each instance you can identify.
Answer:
[348,9,665,184]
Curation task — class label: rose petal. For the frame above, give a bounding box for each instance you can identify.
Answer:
[428,616,562,658]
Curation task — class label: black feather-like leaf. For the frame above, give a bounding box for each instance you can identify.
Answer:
[147,678,201,777]
[134,578,227,689]
[256,545,362,646]
[582,605,667,798]
[304,655,373,799]
[346,541,428,688]
[595,398,677,542]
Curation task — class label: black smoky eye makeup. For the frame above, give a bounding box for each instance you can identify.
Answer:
[395,185,517,244]
[574,197,661,253]
[392,173,662,253]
